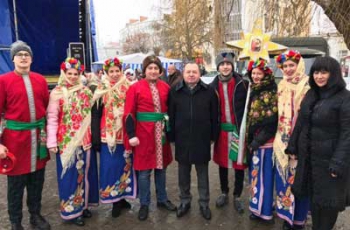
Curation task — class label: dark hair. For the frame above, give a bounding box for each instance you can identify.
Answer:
[309,56,346,90]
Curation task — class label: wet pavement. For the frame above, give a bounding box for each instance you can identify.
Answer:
[0,156,349,230]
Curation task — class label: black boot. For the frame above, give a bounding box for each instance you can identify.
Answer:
[71,216,84,227]
[82,209,92,218]
[138,205,149,221]
[11,223,24,230]
[30,214,51,230]
[283,221,293,230]
[119,199,132,209]
[112,201,122,218]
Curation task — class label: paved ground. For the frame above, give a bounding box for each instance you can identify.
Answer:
[0,156,349,230]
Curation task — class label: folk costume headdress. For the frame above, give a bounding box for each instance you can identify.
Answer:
[273,50,310,181]
[51,57,92,176]
[93,57,130,153]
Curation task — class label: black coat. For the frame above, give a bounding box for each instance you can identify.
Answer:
[210,72,248,131]
[287,87,350,210]
[168,80,219,164]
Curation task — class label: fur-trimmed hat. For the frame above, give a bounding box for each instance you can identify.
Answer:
[10,40,33,60]
[142,55,163,75]
[215,52,235,70]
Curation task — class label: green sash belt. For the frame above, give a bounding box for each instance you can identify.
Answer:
[6,118,48,159]
[221,123,240,162]
[136,112,169,145]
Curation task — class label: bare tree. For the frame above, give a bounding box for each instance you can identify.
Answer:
[213,0,239,53]
[262,0,311,37]
[159,0,213,60]
[313,0,350,49]
[122,33,151,54]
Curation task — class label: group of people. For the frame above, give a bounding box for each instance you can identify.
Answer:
[0,40,349,230]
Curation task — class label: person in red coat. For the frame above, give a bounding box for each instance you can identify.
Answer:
[0,41,50,230]
[123,55,176,221]
[210,52,249,213]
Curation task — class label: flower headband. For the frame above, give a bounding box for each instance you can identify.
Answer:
[60,57,85,72]
[103,57,122,71]
[275,50,301,69]
[247,59,272,75]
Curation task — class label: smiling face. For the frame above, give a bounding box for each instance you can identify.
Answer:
[282,60,298,77]
[107,66,122,82]
[313,70,330,88]
[218,62,233,76]
[65,68,80,85]
[144,63,161,82]
[13,51,32,72]
[251,67,265,84]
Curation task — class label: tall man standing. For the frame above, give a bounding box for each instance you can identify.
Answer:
[0,41,51,230]
[168,63,219,220]
[210,52,248,213]
[123,55,176,221]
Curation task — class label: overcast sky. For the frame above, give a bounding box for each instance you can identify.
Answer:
[93,0,169,44]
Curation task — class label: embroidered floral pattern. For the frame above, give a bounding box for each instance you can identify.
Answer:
[249,151,260,204]
[276,167,295,214]
[248,91,278,126]
[99,81,129,144]
[60,149,85,213]
[57,87,92,154]
[100,152,133,199]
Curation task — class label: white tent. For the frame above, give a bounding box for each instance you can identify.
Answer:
[92,53,182,73]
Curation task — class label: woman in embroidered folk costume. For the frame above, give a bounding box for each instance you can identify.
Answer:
[91,57,136,218]
[47,58,93,226]
[123,55,176,221]
[273,50,310,230]
[245,59,278,222]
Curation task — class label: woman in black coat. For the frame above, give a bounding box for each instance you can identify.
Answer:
[286,56,350,230]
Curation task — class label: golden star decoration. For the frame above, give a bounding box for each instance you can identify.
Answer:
[226,19,287,62]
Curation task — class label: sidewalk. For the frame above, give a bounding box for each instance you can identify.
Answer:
[0,157,349,230]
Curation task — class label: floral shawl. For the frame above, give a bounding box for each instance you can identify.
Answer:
[50,70,93,176]
[273,58,310,181]
[246,72,278,144]
[93,76,130,153]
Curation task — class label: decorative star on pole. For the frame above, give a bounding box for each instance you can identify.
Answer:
[226,19,287,62]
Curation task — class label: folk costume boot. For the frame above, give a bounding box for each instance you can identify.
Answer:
[112,201,122,218]
[82,209,92,218]
[71,216,84,227]
[119,199,132,209]
[282,221,293,230]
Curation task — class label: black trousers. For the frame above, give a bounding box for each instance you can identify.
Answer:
[219,166,244,197]
[7,168,45,224]
[178,163,209,208]
[311,202,339,230]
